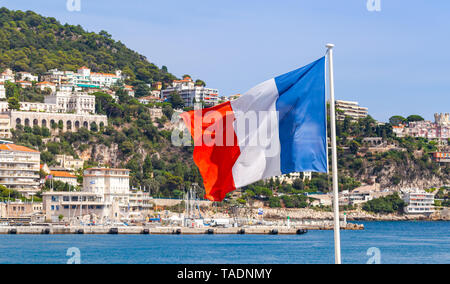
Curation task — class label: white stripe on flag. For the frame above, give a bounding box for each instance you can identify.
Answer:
[230,78,282,188]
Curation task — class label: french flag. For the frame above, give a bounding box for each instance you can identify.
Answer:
[181,57,328,201]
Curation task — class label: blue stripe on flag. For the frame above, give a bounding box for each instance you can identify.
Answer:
[274,56,327,174]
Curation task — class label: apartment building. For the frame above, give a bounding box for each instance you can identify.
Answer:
[42,67,123,89]
[83,168,130,201]
[128,190,154,214]
[335,100,368,121]
[161,76,219,107]
[41,69,71,85]
[0,143,40,196]
[74,67,122,88]
[402,188,435,215]
[0,114,11,139]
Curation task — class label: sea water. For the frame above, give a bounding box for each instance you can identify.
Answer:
[0,221,448,264]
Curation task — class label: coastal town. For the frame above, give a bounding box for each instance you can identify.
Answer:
[0,65,448,233]
[0,2,448,266]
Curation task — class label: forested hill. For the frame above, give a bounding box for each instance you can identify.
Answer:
[0,7,176,84]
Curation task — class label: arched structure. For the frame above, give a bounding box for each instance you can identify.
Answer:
[9,111,108,133]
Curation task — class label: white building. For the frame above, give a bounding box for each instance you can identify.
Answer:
[42,191,107,223]
[129,190,153,214]
[0,91,97,115]
[73,67,122,88]
[272,172,312,184]
[43,168,131,223]
[0,83,5,99]
[335,100,368,121]
[55,155,84,171]
[44,91,95,114]
[17,72,38,82]
[49,170,78,187]
[36,81,56,93]
[160,76,219,107]
[0,143,40,196]
[42,67,123,89]
[16,81,33,88]
[83,168,131,219]
[0,114,11,139]
[349,185,378,205]
[138,96,162,105]
[0,68,15,83]
[41,69,68,85]
[124,85,135,97]
[402,188,435,215]
[16,101,59,113]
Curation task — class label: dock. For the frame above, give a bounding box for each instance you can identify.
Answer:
[0,223,363,235]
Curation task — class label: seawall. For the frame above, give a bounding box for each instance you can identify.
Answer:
[0,223,364,235]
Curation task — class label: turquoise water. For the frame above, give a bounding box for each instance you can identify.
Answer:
[0,221,448,264]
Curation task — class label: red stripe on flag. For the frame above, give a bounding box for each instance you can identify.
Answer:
[181,102,241,201]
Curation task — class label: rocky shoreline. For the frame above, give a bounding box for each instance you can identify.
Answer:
[233,208,450,222]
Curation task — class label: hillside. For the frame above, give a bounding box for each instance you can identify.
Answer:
[2,8,448,207]
[0,8,176,85]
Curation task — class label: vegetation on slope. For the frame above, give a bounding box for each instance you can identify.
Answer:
[0,8,176,89]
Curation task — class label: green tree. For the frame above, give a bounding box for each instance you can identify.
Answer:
[407,115,424,122]
[169,92,184,109]
[7,96,20,110]
[389,115,406,126]
[195,79,206,87]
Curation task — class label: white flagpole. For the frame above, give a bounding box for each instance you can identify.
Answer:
[326,43,342,264]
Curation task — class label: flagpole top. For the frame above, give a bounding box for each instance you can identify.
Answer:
[326,43,335,49]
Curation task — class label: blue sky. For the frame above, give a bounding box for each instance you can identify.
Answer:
[1,0,449,122]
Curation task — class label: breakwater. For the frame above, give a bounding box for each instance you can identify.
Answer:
[0,223,363,235]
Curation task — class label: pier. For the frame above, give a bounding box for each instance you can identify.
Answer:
[0,223,364,235]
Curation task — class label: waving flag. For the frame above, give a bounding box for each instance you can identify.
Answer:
[181,57,327,201]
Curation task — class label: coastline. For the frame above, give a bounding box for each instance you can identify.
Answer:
[243,208,450,222]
